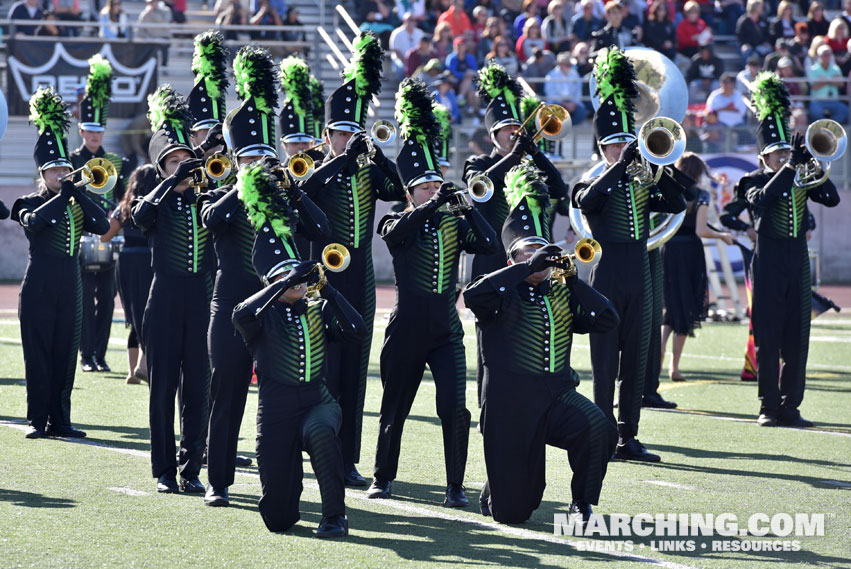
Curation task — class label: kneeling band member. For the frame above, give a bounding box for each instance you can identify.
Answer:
[367,79,497,506]
[463,167,619,524]
[233,247,366,536]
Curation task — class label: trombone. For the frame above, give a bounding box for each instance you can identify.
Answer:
[627,116,686,187]
[306,243,351,296]
[358,120,397,167]
[512,102,572,143]
[793,119,846,189]
[445,175,494,216]
[550,238,602,284]
[59,157,117,195]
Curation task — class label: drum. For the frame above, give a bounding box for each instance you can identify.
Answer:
[79,235,123,271]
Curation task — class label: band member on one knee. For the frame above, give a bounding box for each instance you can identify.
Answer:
[233,217,366,536]
[463,165,619,524]
[739,73,840,427]
[464,64,567,404]
[201,77,329,506]
[72,55,130,373]
[12,87,109,439]
[367,79,497,506]
[571,47,687,462]
[299,32,407,486]
[131,86,212,495]
[98,165,157,384]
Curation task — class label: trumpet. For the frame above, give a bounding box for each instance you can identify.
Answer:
[358,120,397,168]
[793,119,847,190]
[287,141,328,180]
[445,175,494,216]
[512,102,572,143]
[60,157,117,195]
[627,116,686,187]
[306,243,351,296]
[204,153,232,181]
[550,238,603,284]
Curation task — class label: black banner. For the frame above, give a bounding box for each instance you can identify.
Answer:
[6,40,159,117]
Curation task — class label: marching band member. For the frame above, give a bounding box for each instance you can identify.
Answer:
[200,46,330,506]
[367,79,497,506]
[232,166,366,536]
[71,55,129,373]
[12,87,109,439]
[463,63,567,404]
[98,165,157,384]
[299,32,407,486]
[738,73,839,427]
[131,86,212,494]
[571,47,687,462]
[464,159,618,524]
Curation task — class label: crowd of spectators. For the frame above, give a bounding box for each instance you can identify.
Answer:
[355,0,851,131]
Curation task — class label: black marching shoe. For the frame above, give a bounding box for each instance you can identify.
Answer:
[444,483,469,508]
[479,486,491,517]
[316,515,348,538]
[614,438,661,462]
[568,500,593,528]
[180,476,206,494]
[366,478,392,499]
[235,455,253,467]
[778,413,813,428]
[95,358,111,373]
[343,464,367,487]
[80,355,97,372]
[642,393,677,409]
[157,474,179,493]
[45,425,87,438]
[756,413,777,427]
[204,486,229,507]
[25,425,45,439]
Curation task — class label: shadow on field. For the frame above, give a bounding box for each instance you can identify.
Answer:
[660,408,851,431]
[70,423,151,451]
[0,488,76,508]
[0,377,25,385]
[646,458,851,490]
[650,444,851,469]
[363,410,480,431]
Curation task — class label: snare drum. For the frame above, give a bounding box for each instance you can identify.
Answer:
[80,235,122,271]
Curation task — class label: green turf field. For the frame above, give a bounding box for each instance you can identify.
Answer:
[1,313,849,569]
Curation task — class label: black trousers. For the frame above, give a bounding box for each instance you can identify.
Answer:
[80,267,116,361]
[256,381,345,533]
[644,248,663,398]
[20,257,82,430]
[589,241,651,440]
[320,247,374,465]
[206,297,253,488]
[751,236,810,417]
[143,273,211,479]
[481,375,617,524]
[471,249,507,408]
[374,301,470,484]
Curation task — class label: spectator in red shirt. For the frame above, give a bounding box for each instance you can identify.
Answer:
[677,1,710,58]
[405,34,435,77]
[436,0,472,37]
[516,16,545,62]
[827,18,849,58]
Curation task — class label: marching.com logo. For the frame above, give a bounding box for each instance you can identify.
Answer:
[554,513,825,553]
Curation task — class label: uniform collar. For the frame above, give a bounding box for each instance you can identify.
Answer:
[520,279,552,297]
[281,298,309,316]
[77,145,105,160]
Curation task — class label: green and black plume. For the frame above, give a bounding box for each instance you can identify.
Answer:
[309,74,325,134]
[147,84,193,132]
[279,56,312,117]
[237,162,295,240]
[342,32,384,99]
[192,30,229,100]
[593,46,638,115]
[476,62,523,105]
[433,101,451,150]
[29,86,70,134]
[520,95,541,123]
[395,78,440,148]
[505,158,549,210]
[85,54,112,108]
[234,46,279,113]
[750,71,791,121]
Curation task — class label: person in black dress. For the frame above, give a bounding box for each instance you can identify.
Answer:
[99,164,157,384]
[660,152,734,381]
[11,87,109,439]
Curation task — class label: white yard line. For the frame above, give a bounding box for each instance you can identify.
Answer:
[107,487,150,496]
[643,481,696,491]
[0,418,696,569]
